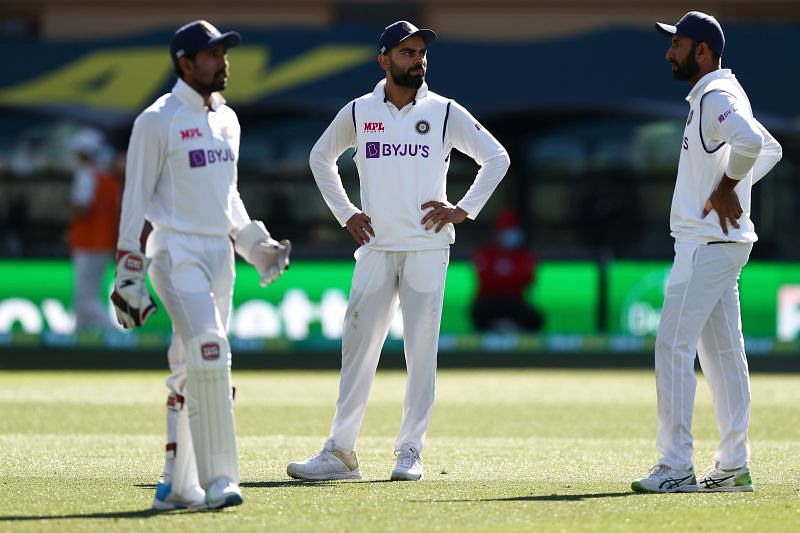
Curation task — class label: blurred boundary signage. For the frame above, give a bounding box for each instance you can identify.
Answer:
[608,261,800,341]
[0,259,798,355]
[0,259,596,337]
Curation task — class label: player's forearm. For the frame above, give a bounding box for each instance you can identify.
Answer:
[310,162,360,226]
[752,122,783,184]
[456,151,510,219]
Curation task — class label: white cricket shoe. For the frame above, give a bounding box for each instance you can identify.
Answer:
[390,444,424,481]
[286,442,361,480]
[631,464,698,493]
[205,476,243,509]
[151,478,206,511]
[698,463,754,492]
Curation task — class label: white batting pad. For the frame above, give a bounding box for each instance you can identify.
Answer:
[185,333,239,487]
[163,392,201,497]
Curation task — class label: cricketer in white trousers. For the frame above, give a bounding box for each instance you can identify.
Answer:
[656,240,752,471]
[328,247,449,453]
[117,79,259,497]
[654,68,782,471]
[146,229,237,492]
[310,79,510,456]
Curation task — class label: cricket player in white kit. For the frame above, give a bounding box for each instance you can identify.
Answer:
[632,12,782,493]
[287,21,509,481]
[112,20,290,510]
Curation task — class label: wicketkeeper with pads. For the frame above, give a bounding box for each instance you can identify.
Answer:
[233,220,291,286]
[111,250,158,328]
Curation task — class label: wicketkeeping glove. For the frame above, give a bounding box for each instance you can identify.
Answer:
[234,221,291,287]
[110,251,158,329]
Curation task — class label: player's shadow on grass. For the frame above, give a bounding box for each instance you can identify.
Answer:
[138,480,396,491]
[425,492,635,503]
[240,480,396,488]
[0,509,162,522]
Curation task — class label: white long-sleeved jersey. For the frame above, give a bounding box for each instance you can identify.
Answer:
[671,69,782,244]
[117,79,251,252]
[310,79,510,251]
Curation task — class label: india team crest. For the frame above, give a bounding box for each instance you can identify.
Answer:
[415,120,431,135]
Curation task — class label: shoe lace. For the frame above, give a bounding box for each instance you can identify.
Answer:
[309,449,334,463]
[648,464,670,477]
[395,447,420,469]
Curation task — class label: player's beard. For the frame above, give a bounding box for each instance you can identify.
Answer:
[192,68,228,94]
[672,45,700,81]
[390,62,424,89]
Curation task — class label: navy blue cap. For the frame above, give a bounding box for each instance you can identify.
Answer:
[656,11,725,56]
[378,20,437,54]
[170,20,241,69]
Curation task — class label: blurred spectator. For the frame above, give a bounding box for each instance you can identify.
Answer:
[472,210,543,332]
[67,128,122,331]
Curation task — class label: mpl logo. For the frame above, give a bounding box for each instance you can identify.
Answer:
[201,342,221,361]
[364,122,384,133]
[365,142,430,159]
[188,148,235,168]
[180,128,203,140]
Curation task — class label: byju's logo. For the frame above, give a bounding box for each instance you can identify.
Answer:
[366,142,381,158]
[189,149,206,167]
[365,143,429,159]
[188,148,235,168]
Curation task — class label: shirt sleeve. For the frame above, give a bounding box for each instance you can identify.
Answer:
[229,191,252,234]
[117,110,164,252]
[751,119,783,184]
[446,101,510,219]
[309,102,360,227]
[702,90,764,179]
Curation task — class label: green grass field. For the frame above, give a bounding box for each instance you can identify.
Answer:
[1,367,799,531]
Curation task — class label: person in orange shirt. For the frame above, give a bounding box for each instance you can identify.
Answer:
[68,128,122,332]
[472,210,543,332]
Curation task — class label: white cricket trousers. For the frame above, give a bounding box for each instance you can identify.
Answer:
[146,229,237,486]
[327,247,449,455]
[655,241,752,471]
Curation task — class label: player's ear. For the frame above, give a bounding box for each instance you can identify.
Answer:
[178,56,195,77]
[696,42,708,62]
[377,53,390,72]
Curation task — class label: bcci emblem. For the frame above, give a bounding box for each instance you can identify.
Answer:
[415,120,431,135]
[686,110,694,126]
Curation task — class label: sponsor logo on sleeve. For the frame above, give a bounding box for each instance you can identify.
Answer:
[718,106,737,123]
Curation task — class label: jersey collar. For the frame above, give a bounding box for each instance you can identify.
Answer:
[172,78,227,111]
[373,78,430,103]
[686,68,733,103]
